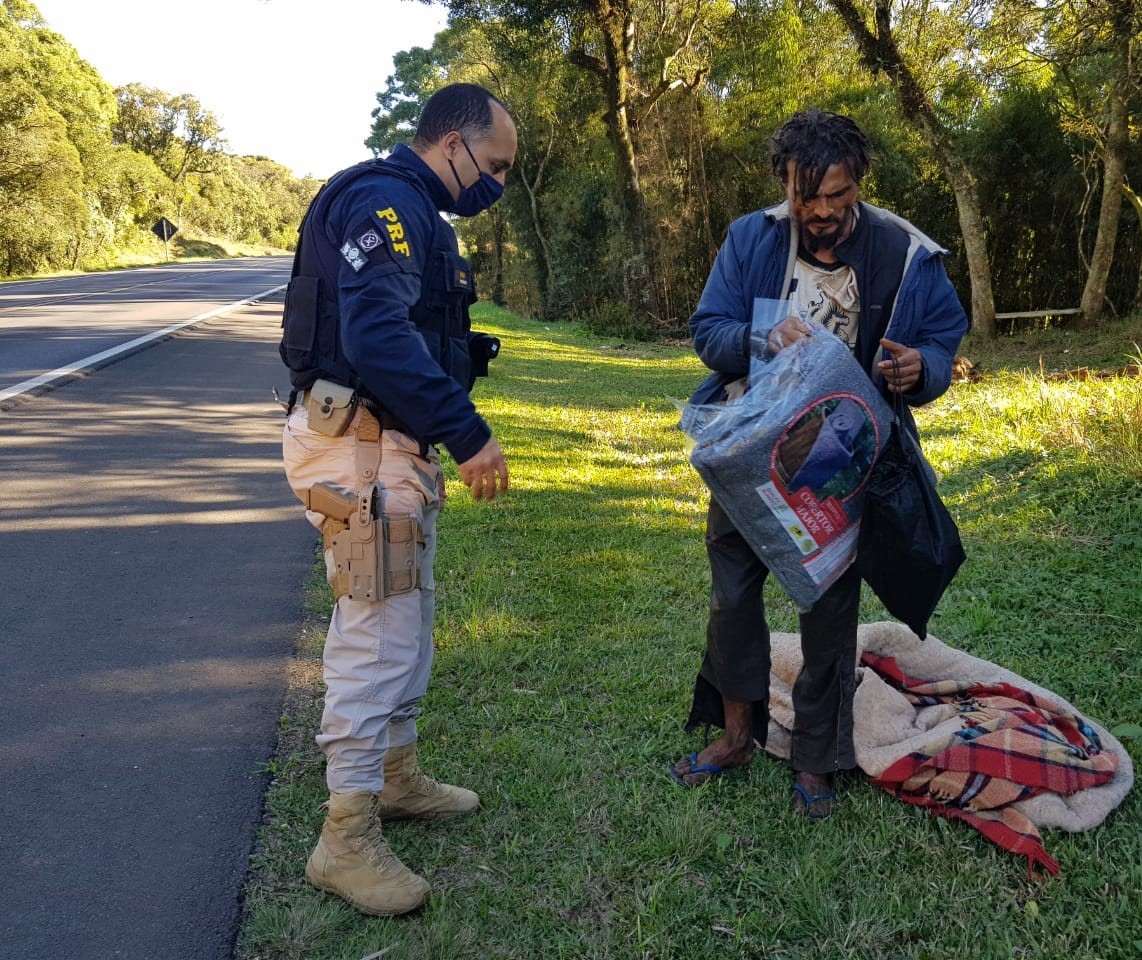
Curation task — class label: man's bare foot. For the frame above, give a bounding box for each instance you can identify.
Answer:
[669,734,755,787]
[791,770,835,819]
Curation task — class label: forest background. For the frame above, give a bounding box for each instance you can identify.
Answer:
[0,0,321,276]
[3,0,1141,341]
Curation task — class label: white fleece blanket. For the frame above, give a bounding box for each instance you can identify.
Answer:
[762,621,1134,832]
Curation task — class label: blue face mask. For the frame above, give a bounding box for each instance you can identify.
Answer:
[448,138,505,217]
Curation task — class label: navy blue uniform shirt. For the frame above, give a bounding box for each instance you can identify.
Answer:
[309,143,491,464]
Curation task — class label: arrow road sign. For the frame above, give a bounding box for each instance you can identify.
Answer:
[151,218,179,242]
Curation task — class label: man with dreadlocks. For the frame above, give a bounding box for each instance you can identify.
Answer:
[670,108,967,817]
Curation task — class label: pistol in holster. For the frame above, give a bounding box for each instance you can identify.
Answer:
[304,482,422,601]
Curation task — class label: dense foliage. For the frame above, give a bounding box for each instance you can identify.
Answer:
[5,0,1138,336]
[0,0,319,275]
[370,0,1141,337]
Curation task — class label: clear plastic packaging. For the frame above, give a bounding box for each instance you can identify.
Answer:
[680,298,894,610]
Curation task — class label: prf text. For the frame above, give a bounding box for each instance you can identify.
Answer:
[376,208,410,257]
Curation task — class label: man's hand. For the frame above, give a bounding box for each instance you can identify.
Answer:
[458,437,509,501]
[878,338,924,393]
[767,315,812,354]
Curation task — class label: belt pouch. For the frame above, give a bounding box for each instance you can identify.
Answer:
[382,516,423,595]
[282,277,320,352]
[305,378,357,437]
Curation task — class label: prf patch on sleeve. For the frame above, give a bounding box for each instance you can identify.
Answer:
[374,207,412,258]
[339,205,415,274]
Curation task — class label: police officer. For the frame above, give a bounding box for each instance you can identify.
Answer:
[280,83,516,916]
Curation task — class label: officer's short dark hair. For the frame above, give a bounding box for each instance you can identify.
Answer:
[769,108,872,201]
[413,83,507,148]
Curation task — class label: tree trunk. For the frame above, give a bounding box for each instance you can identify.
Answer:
[944,154,996,338]
[1077,78,1130,327]
[491,207,506,306]
[519,170,556,316]
[1124,183,1142,310]
[592,0,664,326]
[516,125,557,319]
[692,96,717,268]
[828,0,997,336]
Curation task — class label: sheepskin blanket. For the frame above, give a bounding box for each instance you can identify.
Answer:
[762,621,1134,875]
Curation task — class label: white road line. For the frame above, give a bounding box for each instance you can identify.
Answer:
[0,283,286,405]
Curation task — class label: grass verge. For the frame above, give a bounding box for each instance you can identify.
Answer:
[239,307,1142,960]
[0,234,290,282]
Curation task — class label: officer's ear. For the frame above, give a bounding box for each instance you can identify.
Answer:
[440,130,464,159]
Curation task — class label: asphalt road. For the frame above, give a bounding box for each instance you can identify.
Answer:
[0,257,291,395]
[0,272,315,960]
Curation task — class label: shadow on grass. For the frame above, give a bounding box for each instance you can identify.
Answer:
[173,237,233,258]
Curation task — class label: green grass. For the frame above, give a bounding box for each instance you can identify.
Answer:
[239,306,1142,960]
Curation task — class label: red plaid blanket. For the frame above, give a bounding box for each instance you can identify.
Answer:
[861,652,1119,876]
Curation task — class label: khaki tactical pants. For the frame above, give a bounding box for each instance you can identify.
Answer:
[283,406,442,793]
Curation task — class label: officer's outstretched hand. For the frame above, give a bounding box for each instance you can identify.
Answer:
[459,437,509,501]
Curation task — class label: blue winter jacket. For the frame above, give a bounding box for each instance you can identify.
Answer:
[689,200,968,432]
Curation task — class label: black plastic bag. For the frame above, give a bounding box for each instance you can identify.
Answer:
[856,394,965,639]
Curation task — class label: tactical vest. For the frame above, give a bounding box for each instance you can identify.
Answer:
[279,158,477,400]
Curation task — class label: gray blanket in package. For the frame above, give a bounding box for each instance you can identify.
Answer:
[681,302,893,610]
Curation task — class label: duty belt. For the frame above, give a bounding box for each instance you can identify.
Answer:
[295,390,429,456]
[362,401,415,436]
[293,390,404,430]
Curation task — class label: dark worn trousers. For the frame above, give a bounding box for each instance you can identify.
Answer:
[686,497,860,774]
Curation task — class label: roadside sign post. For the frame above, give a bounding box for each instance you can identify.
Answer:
[151,218,179,261]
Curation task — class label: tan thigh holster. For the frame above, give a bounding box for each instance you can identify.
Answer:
[307,482,424,601]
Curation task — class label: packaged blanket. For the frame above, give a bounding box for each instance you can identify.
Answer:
[680,299,893,610]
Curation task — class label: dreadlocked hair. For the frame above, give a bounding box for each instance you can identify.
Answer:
[769,108,872,200]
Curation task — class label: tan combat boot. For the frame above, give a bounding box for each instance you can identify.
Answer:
[376,742,480,820]
[305,791,430,916]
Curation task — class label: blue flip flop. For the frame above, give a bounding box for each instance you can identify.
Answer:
[669,752,725,787]
[791,782,836,820]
